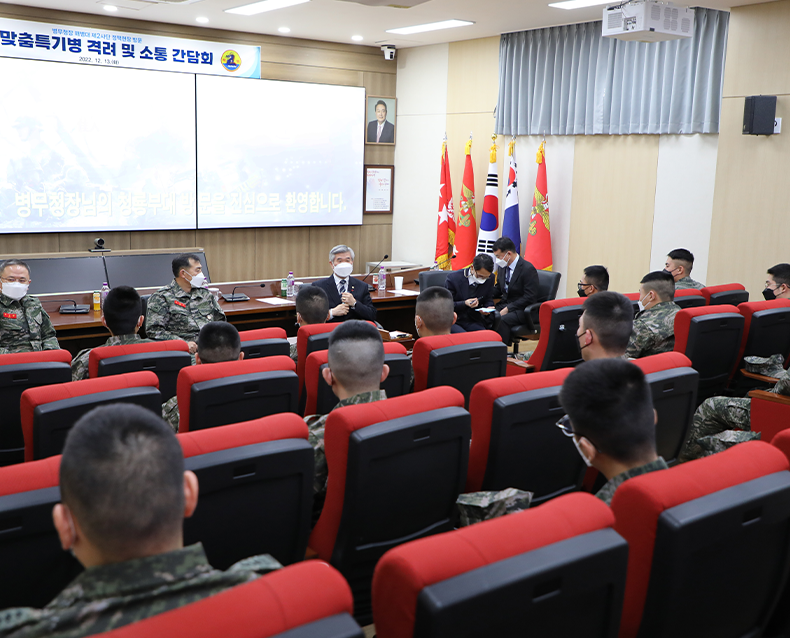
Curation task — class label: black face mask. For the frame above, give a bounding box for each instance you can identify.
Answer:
[577,286,588,298]
[763,287,777,301]
[663,269,674,277]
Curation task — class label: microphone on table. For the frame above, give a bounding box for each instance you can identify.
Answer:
[361,254,389,292]
[57,299,90,314]
[222,285,253,303]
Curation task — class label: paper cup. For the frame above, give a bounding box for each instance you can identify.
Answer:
[394,276,404,290]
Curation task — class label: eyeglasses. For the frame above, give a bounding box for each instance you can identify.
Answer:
[1,277,29,285]
[556,415,574,437]
[577,282,594,290]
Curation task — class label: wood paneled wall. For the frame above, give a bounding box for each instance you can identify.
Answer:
[0,2,394,282]
[708,0,790,298]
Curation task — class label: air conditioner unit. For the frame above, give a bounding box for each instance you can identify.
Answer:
[603,1,694,42]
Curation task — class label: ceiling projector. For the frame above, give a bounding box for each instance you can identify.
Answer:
[603,1,694,42]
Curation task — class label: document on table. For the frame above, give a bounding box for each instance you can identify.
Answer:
[256,297,295,306]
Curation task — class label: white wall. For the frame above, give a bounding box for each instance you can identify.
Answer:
[649,134,719,285]
[391,44,449,266]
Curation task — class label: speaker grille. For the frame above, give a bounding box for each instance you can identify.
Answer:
[651,4,661,20]
[681,18,691,33]
[607,10,622,29]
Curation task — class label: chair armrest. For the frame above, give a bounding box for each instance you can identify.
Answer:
[741,369,780,384]
[507,358,535,373]
[748,390,790,406]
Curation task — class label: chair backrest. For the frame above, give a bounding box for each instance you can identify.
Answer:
[304,343,408,417]
[372,492,626,638]
[239,327,288,342]
[466,368,583,500]
[240,338,291,361]
[736,299,790,370]
[20,371,161,461]
[773,429,790,465]
[0,455,83,609]
[100,561,363,638]
[297,323,340,392]
[178,413,313,569]
[612,441,790,638]
[529,270,563,327]
[411,330,503,393]
[529,298,585,372]
[419,270,449,291]
[0,350,73,464]
[673,305,744,401]
[309,387,469,623]
[90,340,190,402]
[701,283,749,306]
[672,289,707,310]
[139,294,150,339]
[176,356,298,433]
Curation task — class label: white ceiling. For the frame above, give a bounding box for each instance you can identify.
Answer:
[0,0,756,49]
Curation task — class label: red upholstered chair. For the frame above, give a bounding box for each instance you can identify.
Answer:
[672,288,707,309]
[20,371,161,462]
[175,356,298,433]
[177,413,313,569]
[0,350,72,465]
[100,561,363,638]
[747,388,790,443]
[238,327,291,360]
[0,455,83,609]
[700,282,749,306]
[731,299,790,389]
[372,492,627,638]
[304,342,409,416]
[296,323,340,409]
[774,428,790,463]
[673,304,744,402]
[465,368,583,502]
[527,298,585,372]
[611,441,790,638]
[309,387,469,624]
[631,353,698,465]
[411,331,505,403]
[89,339,190,401]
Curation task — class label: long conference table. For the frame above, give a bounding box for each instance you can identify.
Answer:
[41,267,427,356]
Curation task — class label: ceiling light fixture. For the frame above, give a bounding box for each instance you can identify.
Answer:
[386,19,474,35]
[103,5,119,12]
[548,0,609,9]
[226,0,310,16]
[351,35,364,41]
[278,26,291,33]
[196,16,209,23]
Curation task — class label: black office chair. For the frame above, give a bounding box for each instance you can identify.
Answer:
[139,294,151,340]
[645,366,699,465]
[510,270,562,353]
[419,270,450,291]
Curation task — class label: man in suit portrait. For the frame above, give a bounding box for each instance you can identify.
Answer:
[367,100,395,144]
[491,236,539,344]
[313,244,377,323]
[445,252,495,332]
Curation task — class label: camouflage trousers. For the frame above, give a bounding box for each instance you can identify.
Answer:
[679,397,751,462]
[456,488,532,527]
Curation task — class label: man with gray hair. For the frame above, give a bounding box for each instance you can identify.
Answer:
[312,244,376,323]
[0,259,59,354]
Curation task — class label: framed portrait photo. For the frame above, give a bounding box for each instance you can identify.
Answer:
[366,95,396,146]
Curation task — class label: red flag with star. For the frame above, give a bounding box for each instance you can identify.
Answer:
[434,140,455,270]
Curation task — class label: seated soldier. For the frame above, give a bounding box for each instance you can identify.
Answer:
[0,404,279,638]
[625,271,680,359]
[444,253,495,332]
[414,286,457,338]
[558,358,668,505]
[71,286,153,381]
[162,322,244,432]
[305,321,390,517]
[576,291,634,361]
[680,263,790,461]
[0,259,59,354]
[291,285,330,362]
[665,248,705,290]
[577,265,609,298]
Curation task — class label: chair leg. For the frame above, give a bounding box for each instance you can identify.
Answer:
[512,339,519,355]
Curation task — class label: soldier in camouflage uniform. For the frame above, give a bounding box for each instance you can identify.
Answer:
[145,254,225,355]
[290,285,330,364]
[0,404,280,638]
[625,271,680,359]
[304,321,389,519]
[71,286,153,381]
[161,322,243,432]
[576,292,634,362]
[0,259,59,354]
[665,248,705,290]
[559,358,668,506]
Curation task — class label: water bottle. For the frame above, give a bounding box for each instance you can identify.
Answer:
[280,278,287,298]
[378,266,387,292]
[100,282,110,310]
[286,271,295,298]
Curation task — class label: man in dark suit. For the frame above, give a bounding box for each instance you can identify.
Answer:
[491,236,539,344]
[367,100,395,144]
[445,252,495,332]
[313,244,377,323]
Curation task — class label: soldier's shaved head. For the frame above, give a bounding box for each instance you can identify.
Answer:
[326,320,384,395]
[59,404,186,559]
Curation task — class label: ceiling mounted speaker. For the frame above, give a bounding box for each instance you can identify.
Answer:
[336,0,433,7]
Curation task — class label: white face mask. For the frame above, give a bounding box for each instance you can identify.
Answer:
[637,293,650,313]
[333,262,353,279]
[573,436,593,467]
[3,281,28,301]
[187,272,207,289]
[495,256,508,269]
